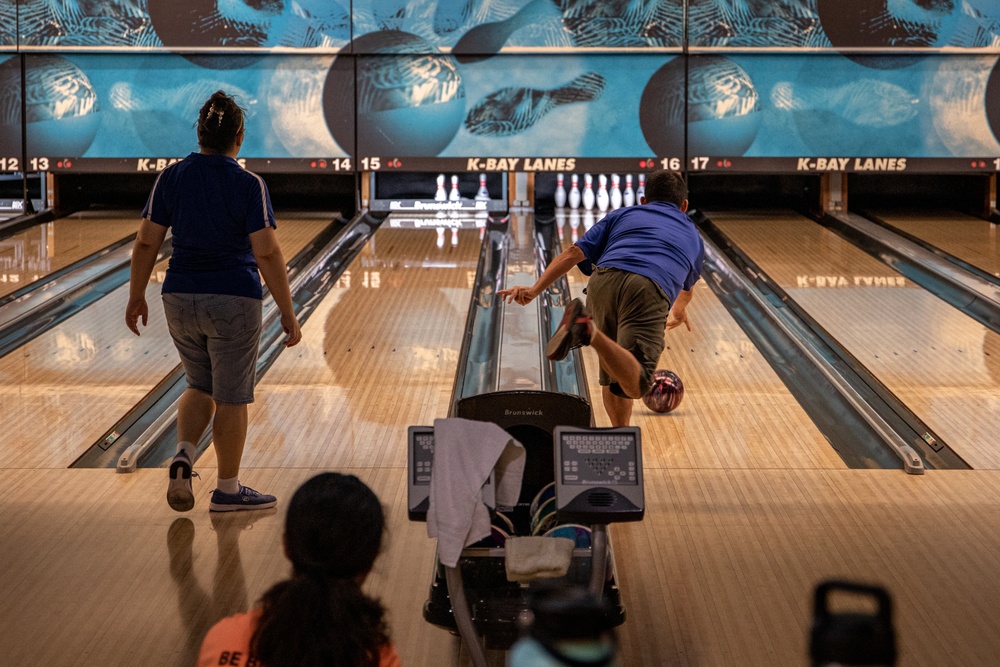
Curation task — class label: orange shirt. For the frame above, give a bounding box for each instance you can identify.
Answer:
[198,608,402,667]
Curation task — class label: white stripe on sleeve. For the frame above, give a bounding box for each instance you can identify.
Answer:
[144,170,166,220]
[248,172,273,228]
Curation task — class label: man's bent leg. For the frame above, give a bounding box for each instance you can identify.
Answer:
[602,385,634,427]
[590,327,643,399]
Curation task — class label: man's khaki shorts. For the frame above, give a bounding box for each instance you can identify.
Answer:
[585,267,671,398]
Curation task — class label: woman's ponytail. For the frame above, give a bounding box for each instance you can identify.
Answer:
[252,572,388,667]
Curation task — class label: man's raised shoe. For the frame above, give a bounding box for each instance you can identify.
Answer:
[546,298,592,361]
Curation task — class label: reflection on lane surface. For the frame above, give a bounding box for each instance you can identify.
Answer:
[0,212,139,299]
[0,216,332,469]
[711,209,1000,469]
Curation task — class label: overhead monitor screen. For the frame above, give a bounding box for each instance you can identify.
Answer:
[681,53,1000,173]
[0,55,23,172]
[348,52,685,172]
[20,53,354,173]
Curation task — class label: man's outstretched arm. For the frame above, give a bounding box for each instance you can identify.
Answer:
[498,244,587,305]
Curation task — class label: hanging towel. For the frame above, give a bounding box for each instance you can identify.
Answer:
[427,418,526,567]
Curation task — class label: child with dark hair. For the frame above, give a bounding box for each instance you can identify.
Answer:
[499,169,704,427]
[126,90,301,512]
[197,473,401,667]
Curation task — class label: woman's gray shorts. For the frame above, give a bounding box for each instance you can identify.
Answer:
[162,293,262,405]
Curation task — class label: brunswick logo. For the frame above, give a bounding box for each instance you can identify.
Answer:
[505,409,544,416]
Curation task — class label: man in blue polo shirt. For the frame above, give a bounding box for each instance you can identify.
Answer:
[499,170,703,426]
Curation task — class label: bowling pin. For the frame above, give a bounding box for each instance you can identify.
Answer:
[451,227,459,247]
[582,174,595,210]
[583,210,595,231]
[555,209,566,240]
[475,173,490,201]
[434,174,447,201]
[476,211,488,240]
[568,174,581,209]
[449,175,460,201]
[636,173,646,201]
[623,174,635,207]
[554,173,567,208]
[436,227,445,248]
[569,209,580,242]
[610,174,622,210]
[596,174,609,212]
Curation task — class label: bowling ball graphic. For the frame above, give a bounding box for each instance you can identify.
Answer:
[783,57,922,156]
[642,369,684,414]
[148,0,284,69]
[816,0,958,68]
[323,31,465,157]
[639,55,760,157]
[987,58,1000,146]
[0,55,100,158]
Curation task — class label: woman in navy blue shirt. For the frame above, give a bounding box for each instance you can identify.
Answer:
[126,90,301,512]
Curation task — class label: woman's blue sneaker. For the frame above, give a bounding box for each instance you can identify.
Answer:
[209,484,277,512]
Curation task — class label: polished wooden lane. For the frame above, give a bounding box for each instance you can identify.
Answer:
[0,215,333,469]
[195,220,485,663]
[0,211,139,299]
[197,223,482,473]
[6,214,1000,667]
[3,466,1000,666]
[568,267,846,471]
[868,208,1000,278]
[710,210,1000,469]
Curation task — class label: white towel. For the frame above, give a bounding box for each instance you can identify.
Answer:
[505,536,575,582]
[427,418,525,567]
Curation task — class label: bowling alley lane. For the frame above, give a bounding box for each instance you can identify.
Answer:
[0,210,139,299]
[196,214,484,473]
[570,274,847,472]
[0,214,332,470]
[190,215,484,664]
[865,208,1000,278]
[709,209,1000,469]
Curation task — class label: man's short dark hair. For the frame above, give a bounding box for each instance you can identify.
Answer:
[643,170,687,207]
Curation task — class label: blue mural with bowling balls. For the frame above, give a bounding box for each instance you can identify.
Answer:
[6,0,999,52]
[350,0,684,52]
[0,53,351,161]
[713,54,1000,158]
[2,1,1000,165]
[688,0,1000,49]
[327,48,678,158]
[2,0,350,49]
[0,55,20,159]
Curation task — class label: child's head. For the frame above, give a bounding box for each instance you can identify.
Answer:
[284,472,385,581]
[197,90,245,154]
[253,473,389,667]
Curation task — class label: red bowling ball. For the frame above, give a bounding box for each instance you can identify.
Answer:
[642,370,684,413]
